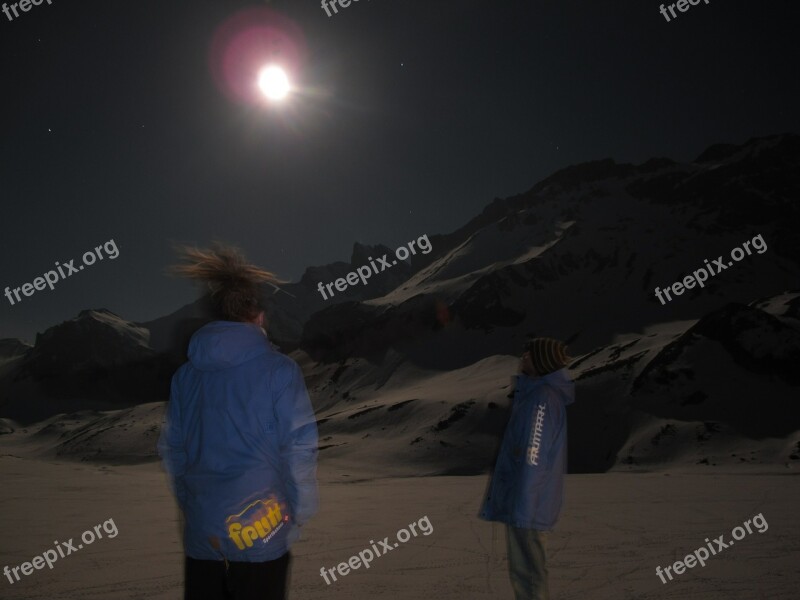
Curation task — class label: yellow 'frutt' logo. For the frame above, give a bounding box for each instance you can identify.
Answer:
[226,498,286,550]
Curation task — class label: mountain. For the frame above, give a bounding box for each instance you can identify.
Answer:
[299,133,800,365]
[287,291,799,477]
[1,133,798,472]
[0,339,31,361]
[0,310,172,424]
[140,241,424,358]
[144,135,800,366]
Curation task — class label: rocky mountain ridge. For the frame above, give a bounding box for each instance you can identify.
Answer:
[1,133,797,471]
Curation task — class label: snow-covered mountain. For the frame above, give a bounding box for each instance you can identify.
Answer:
[1,133,798,471]
[0,310,170,424]
[300,133,800,366]
[0,339,30,361]
[140,240,425,357]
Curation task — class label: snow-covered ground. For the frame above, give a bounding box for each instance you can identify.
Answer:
[0,455,797,599]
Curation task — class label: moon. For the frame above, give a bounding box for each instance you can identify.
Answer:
[258,65,291,101]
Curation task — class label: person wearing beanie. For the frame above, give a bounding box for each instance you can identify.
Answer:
[479,337,575,600]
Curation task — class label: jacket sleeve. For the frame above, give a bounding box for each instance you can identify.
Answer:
[274,361,319,527]
[519,387,565,489]
[157,375,188,510]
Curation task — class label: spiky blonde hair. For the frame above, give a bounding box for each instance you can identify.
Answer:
[169,242,283,322]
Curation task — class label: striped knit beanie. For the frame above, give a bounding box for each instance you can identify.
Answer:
[525,337,571,375]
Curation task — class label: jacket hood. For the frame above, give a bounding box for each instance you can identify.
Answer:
[519,368,575,406]
[188,321,270,371]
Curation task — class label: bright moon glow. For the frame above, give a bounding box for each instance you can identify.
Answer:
[258,65,290,100]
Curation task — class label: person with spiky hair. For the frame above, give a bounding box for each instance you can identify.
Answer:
[479,338,575,600]
[158,243,319,600]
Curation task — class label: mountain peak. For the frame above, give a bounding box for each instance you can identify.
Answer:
[350,242,394,265]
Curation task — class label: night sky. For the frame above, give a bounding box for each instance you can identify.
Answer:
[1,0,798,341]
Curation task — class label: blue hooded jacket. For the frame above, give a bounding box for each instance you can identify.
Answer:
[479,368,575,530]
[157,321,319,561]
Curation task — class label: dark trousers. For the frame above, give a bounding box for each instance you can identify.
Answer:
[184,553,291,600]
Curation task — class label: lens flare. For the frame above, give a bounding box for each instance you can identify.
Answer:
[210,7,307,106]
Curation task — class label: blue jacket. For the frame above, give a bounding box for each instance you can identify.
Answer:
[157,321,319,561]
[479,368,575,530]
